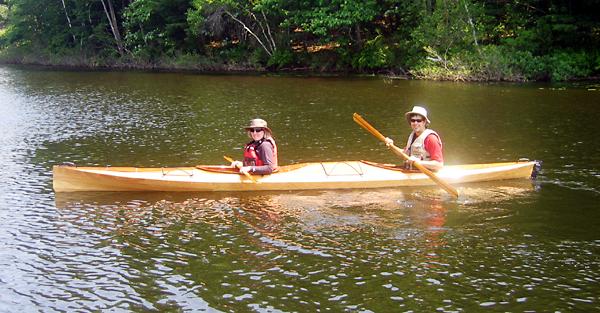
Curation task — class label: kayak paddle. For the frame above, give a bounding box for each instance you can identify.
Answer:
[353,113,458,198]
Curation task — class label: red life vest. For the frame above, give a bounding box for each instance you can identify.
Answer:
[243,138,278,169]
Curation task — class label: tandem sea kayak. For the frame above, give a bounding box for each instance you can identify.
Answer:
[52,160,540,192]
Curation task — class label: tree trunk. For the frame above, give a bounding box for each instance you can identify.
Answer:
[355,24,363,49]
[100,0,124,56]
[224,10,273,56]
[463,0,479,49]
[59,0,77,44]
[425,0,435,14]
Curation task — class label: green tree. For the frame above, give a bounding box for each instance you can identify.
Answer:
[1,0,598,79]
[3,0,66,51]
[187,0,281,58]
[2,0,129,58]
[124,0,196,59]
[411,0,484,64]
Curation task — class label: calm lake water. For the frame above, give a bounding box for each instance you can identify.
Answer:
[0,65,599,312]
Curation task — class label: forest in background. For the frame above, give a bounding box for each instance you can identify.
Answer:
[0,0,599,81]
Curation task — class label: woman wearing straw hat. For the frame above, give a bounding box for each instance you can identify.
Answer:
[231,118,278,175]
[384,106,444,171]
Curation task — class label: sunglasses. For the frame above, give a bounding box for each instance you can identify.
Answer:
[410,119,423,123]
[249,128,264,133]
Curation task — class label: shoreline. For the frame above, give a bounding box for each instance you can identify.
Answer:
[1,59,599,83]
[0,59,411,79]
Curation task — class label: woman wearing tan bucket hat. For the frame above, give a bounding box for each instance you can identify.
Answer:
[384,105,444,171]
[231,118,278,175]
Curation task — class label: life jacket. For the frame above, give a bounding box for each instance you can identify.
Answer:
[405,129,442,161]
[243,138,278,169]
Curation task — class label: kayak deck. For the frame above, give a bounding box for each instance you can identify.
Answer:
[52,160,538,192]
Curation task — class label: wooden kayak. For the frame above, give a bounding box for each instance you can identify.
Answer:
[52,160,539,192]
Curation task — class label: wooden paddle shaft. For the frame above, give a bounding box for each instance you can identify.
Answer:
[223,155,257,183]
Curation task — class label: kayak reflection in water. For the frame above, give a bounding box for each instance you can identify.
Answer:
[231,118,279,175]
[384,105,444,171]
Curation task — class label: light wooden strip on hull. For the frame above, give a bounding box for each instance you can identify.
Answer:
[53,160,537,192]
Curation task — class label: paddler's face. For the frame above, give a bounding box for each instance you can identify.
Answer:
[248,127,265,140]
[409,115,426,133]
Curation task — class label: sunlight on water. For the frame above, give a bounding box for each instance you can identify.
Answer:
[0,66,599,311]
[46,183,598,312]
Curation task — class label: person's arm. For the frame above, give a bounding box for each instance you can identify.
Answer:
[415,158,443,171]
[385,137,409,153]
[419,134,443,171]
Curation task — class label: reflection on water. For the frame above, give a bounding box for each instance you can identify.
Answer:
[48,181,600,312]
[1,66,600,311]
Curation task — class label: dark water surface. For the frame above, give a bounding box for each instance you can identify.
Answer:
[0,66,599,312]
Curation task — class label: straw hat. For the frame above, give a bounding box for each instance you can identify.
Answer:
[405,106,431,124]
[243,118,272,135]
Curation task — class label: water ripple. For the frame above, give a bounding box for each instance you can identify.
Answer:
[2,67,600,312]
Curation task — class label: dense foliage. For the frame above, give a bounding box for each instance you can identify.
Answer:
[0,0,599,81]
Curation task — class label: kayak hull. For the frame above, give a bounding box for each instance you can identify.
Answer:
[52,160,537,192]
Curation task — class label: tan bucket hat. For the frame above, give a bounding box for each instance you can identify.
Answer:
[243,118,272,135]
[405,105,431,124]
